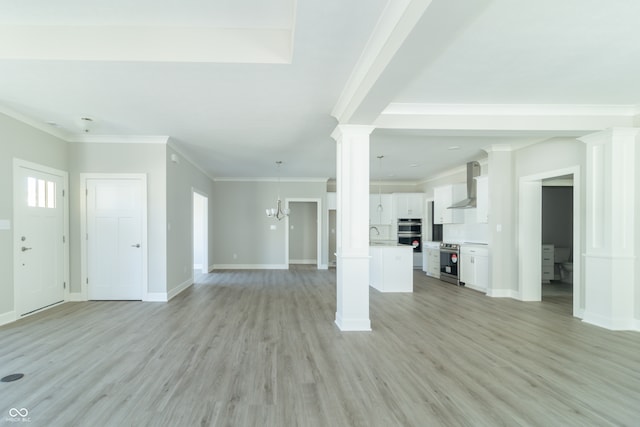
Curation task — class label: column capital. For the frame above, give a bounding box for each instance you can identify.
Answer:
[330,124,375,142]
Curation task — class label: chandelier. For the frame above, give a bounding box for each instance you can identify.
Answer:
[265,161,290,220]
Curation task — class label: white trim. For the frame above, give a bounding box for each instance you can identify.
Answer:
[13,159,70,317]
[214,177,329,183]
[288,259,317,265]
[285,198,323,270]
[69,135,169,144]
[0,106,72,141]
[318,264,329,270]
[167,279,193,301]
[0,311,16,326]
[334,313,372,332]
[144,292,168,302]
[208,264,215,273]
[381,103,640,117]
[517,166,582,317]
[212,264,288,270]
[68,293,85,302]
[80,173,149,301]
[582,312,637,331]
[486,289,519,299]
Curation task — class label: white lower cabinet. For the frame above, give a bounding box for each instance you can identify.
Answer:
[460,245,489,293]
[423,242,440,279]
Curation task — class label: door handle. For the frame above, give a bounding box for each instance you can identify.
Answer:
[21,246,32,252]
[131,244,141,248]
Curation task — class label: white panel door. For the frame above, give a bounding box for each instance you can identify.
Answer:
[14,165,65,316]
[87,178,144,300]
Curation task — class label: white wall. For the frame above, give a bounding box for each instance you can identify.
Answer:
[212,180,327,268]
[0,113,68,317]
[68,142,167,294]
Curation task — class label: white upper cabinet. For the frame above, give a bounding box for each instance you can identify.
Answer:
[475,176,489,223]
[393,193,424,219]
[433,184,465,224]
[370,193,393,224]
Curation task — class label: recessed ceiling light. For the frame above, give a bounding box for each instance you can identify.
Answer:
[45,121,58,127]
[448,146,460,150]
[409,163,419,168]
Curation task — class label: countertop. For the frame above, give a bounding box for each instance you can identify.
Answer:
[370,240,412,247]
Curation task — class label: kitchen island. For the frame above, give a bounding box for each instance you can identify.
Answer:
[369,242,413,292]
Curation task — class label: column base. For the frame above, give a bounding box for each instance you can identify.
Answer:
[335,312,371,331]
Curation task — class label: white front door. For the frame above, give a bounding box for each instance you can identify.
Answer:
[87,178,144,300]
[14,163,66,316]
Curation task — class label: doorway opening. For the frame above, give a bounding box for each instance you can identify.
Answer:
[192,190,208,281]
[518,166,582,318]
[285,198,322,269]
[541,177,574,312]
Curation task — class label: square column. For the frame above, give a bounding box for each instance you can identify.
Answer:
[579,128,639,330]
[331,125,374,331]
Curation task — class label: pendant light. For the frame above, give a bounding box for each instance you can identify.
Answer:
[265,161,290,220]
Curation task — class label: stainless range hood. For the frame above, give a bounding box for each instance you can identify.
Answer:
[447,161,481,209]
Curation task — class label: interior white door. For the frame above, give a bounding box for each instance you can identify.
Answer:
[87,178,144,300]
[14,165,65,316]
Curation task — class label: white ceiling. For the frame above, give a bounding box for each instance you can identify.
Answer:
[1,0,639,181]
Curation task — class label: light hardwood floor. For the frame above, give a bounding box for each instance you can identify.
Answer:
[1,268,639,426]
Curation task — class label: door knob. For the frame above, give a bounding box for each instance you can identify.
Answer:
[21,246,32,252]
[131,244,141,248]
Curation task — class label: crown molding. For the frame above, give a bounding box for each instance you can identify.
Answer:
[68,134,170,144]
[0,105,72,141]
[381,103,640,117]
[214,177,329,183]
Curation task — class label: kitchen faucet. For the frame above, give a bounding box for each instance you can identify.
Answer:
[369,226,380,236]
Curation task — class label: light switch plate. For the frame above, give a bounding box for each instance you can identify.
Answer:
[0,220,10,230]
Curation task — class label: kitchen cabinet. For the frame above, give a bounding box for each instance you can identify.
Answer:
[369,243,413,292]
[475,176,489,223]
[393,193,424,219]
[460,245,489,292]
[370,194,393,225]
[542,244,554,283]
[423,242,440,279]
[433,184,465,224]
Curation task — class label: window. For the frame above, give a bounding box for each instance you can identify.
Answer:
[27,177,56,208]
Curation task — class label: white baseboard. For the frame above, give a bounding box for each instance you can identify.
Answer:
[68,293,86,302]
[0,311,16,327]
[208,264,215,273]
[486,288,519,299]
[144,292,168,302]
[167,279,193,301]
[318,264,328,270]
[212,264,288,270]
[334,313,371,331]
[582,311,638,331]
[193,263,203,270]
[289,259,316,265]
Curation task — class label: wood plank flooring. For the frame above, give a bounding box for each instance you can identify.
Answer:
[1,268,639,426]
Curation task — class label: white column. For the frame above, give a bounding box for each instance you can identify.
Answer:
[579,128,639,330]
[331,124,373,331]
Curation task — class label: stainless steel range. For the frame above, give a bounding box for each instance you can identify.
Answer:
[439,242,460,285]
